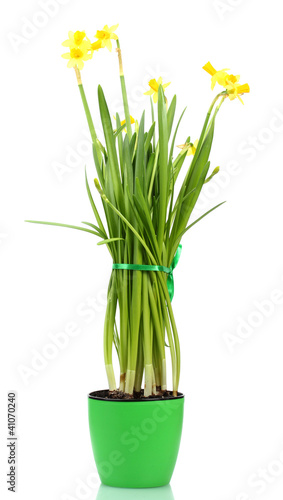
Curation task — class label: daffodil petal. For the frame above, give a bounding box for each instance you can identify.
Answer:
[62,40,74,47]
[109,24,119,32]
[162,82,171,89]
[105,39,112,51]
[67,59,75,68]
[77,60,84,70]
[61,52,71,59]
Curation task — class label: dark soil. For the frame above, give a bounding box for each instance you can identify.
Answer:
[88,389,184,401]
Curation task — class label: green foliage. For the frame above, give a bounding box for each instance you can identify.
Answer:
[27,66,227,397]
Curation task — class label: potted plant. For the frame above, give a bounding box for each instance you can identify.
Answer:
[27,25,249,489]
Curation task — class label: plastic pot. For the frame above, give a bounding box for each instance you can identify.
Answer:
[88,390,184,488]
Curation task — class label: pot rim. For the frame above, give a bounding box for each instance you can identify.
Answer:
[88,389,185,402]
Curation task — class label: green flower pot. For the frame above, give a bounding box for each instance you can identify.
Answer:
[88,390,185,489]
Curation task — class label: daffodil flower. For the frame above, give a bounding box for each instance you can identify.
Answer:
[120,116,135,127]
[62,31,93,69]
[202,62,233,90]
[113,115,135,133]
[62,31,90,49]
[94,24,119,52]
[203,61,250,104]
[226,83,250,105]
[61,44,92,70]
[144,77,171,103]
[177,139,199,156]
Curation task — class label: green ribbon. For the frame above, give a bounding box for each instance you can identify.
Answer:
[112,244,182,301]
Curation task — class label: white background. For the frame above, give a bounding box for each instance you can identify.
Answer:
[1,1,283,499]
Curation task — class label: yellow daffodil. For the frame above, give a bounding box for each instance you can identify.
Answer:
[203,61,250,104]
[62,31,93,69]
[144,77,171,103]
[62,31,90,49]
[113,115,135,133]
[61,44,92,70]
[91,40,103,52]
[94,24,119,52]
[120,115,135,127]
[177,139,199,156]
[226,83,250,105]
[203,61,234,90]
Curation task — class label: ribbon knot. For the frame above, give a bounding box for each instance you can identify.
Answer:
[165,244,182,301]
[112,244,182,301]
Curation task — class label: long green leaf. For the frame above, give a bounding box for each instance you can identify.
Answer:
[97,237,124,246]
[176,201,226,240]
[169,107,187,160]
[81,221,107,239]
[85,169,107,235]
[135,111,145,194]
[98,85,124,212]
[167,95,177,139]
[25,220,100,237]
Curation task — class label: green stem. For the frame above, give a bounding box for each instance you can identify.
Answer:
[78,84,98,143]
[143,273,153,396]
[192,92,225,166]
[74,73,103,168]
[116,40,132,141]
[157,273,180,395]
[147,144,159,203]
[104,274,118,391]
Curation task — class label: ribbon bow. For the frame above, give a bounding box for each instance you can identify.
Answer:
[112,244,182,301]
[165,244,182,301]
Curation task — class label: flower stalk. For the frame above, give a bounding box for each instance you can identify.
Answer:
[116,39,132,140]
